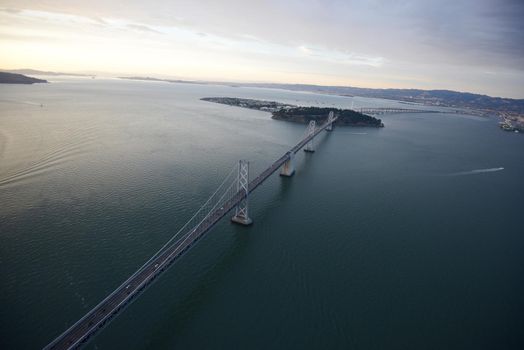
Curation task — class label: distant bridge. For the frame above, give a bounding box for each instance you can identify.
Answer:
[359,107,440,115]
[44,112,338,350]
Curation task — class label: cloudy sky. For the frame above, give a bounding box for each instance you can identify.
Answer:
[1,0,523,98]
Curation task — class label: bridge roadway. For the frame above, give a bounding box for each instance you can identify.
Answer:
[359,107,439,115]
[45,116,336,350]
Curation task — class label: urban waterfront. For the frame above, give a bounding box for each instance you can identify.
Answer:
[1,78,523,349]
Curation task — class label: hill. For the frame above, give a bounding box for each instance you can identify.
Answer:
[0,72,48,84]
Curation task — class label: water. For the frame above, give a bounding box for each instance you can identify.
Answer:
[1,78,523,349]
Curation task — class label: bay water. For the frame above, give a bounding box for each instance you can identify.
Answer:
[1,78,523,349]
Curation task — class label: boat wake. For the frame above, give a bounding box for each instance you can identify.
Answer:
[0,128,97,188]
[448,167,504,176]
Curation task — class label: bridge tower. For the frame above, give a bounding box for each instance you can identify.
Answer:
[304,120,316,152]
[326,111,335,131]
[231,160,253,225]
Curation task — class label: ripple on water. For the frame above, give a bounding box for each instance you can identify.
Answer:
[0,127,99,188]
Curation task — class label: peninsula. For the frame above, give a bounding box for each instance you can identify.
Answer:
[201,97,383,127]
[0,72,48,84]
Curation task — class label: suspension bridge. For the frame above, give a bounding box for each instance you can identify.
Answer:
[44,112,337,350]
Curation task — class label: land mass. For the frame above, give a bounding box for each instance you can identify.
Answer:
[273,106,383,127]
[240,83,524,119]
[122,76,524,123]
[201,97,295,112]
[119,76,200,84]
[201,97,383,127]
[3,69,92,77]
[0,72,48,84]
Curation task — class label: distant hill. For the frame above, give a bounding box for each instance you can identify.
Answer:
[120,76,524,117]
[4,69,91,77]
[119,76,199,84]
[0,72,48,84]
[242,83,524,116]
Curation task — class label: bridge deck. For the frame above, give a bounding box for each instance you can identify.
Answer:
[359,107,439,115]
[45,117,336,350]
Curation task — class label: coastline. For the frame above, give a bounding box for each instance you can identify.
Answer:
[201,97,384,127]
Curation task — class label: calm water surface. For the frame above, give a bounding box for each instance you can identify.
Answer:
[1,78,523,349]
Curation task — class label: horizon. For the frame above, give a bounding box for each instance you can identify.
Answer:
[1,1,523,98]
[5,67,524,101]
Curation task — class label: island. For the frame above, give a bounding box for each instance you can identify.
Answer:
[201,97,383,127]
[0,72,48,84]
[122,76,523,130]
[273,106,383,127]
[201,97,296,112]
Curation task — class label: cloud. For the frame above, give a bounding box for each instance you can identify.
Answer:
[0,0,522,97]
[0,8,21,14]
[298,45,384,67]
[0,32,57,42]
[126,23,162,34]
[2,0,522,69]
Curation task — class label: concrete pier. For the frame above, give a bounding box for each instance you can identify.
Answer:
[280,152,295,176]
[231,215,253,225]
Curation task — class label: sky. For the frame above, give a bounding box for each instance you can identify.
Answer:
[1,0,523,98]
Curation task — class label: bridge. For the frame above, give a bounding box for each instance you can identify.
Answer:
[44,112,338,350]
[359,107,440,115]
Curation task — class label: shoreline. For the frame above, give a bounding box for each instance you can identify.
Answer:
[201,97,384,127]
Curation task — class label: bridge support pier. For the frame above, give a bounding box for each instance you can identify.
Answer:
[280,152,295,177]
[231,160,253,226]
